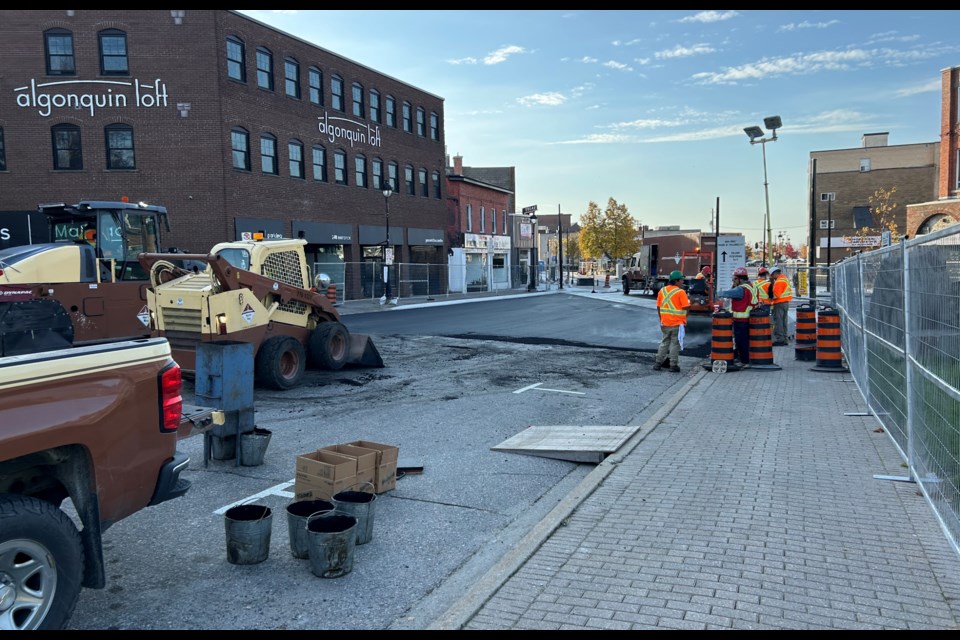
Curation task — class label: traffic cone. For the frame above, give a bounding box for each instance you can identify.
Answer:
[604,273,610,288]
[747,306,781,370]
[702,310,740,373]
[811,306,849,372]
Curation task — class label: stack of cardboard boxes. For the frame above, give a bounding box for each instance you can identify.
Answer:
[294,440,399,500]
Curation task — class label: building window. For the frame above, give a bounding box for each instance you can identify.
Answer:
[432,171,441,199]
[372,158,384,189]
[309,67,323,106]
[99,29,128,76]
[334,149,347,185]
[402,102,412,133]
[492,207,497,234]
[288,140,304,179]
[405,165,415,195]
[331,75,344,112]
[860,158,871,173]
[352,82,365,118]
[387,162,398,191]
[226,36,246,82]
[416,107,426,137]
[312,145,327,182]
[386,96,397,128]
[256,47,274,91]
[502,210,507,234]
[419,168,428,197]
[956,149,960,190]
[430,112,439,141]
[0,128,6,171]
[466,204,473,232]
[231,127,250,170]
[355,154,368,188]
[45,29,75,76]
[284,57,301,99]
[480,207,485,233]
[370,90,381,123]
[51,124,82,170]
[105,124,135,170]
[260,134,277,175]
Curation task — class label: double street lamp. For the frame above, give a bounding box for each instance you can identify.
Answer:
[744,115,782,267]
[381,181,393,302]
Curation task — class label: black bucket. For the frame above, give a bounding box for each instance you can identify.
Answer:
[285,499,333,559]
[306,513,357,578]
[224,504,272,565]
[332,489,377,545]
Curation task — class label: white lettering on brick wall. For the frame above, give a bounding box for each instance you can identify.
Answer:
[317,112,382,149]
[15,78,169,117]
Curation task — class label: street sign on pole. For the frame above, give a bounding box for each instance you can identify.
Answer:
[522,205,537,215]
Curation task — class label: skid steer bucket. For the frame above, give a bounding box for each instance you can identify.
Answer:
[348,333,384,368]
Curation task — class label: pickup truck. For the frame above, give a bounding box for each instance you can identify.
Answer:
[0,337,193,630]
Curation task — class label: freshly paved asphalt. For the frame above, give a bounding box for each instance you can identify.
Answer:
[343,283,960,630]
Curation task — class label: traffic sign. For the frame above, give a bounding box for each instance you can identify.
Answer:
[522,205,537,215]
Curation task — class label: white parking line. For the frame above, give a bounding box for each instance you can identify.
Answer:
[214,480,295,515]
[513,382,585,396]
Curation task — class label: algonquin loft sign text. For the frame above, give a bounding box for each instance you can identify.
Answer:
[15,78,169,117]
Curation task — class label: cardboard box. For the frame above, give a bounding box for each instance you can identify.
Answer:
[293,471,353,502]
[345,440,399,494]
[295,449,357,481]
[321,444,377,491]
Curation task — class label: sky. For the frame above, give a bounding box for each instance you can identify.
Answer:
[237,9,959,249]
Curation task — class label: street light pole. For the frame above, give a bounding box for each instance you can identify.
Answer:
[822,191,835,292]
[744,116,782,267]
[528,213,538,292]
[557,204,563,290]
[382,181,393,301]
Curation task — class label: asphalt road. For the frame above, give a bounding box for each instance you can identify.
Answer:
[67,294,702,630]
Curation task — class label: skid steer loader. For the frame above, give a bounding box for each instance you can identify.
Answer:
[138,236,383,390]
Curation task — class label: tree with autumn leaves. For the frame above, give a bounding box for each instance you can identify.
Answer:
[846,186,902,246]
[577,198,640,262]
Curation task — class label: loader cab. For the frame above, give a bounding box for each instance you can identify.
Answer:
[39,201,167,283]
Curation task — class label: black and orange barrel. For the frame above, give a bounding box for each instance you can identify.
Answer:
[794,303,817,361]
[748,306,775,367]
[814,307,845,369]
[326,284,337,304]
[710,310,734,363]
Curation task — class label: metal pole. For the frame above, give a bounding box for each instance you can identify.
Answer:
[826,196,832,292]
[761,140,772,267]
[558,204,563,290]
[384,195,391,300]
[809,158,818,302]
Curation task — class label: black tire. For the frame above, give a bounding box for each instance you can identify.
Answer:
[308,322,350,371]
[255,335,306,390]
[0,494,84,630]
[622,278,631,295]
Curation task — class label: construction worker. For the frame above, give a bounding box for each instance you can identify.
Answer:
[768,266,794,345]
[654,270,690,373]
[754,266,771,308]
[695,265,711,280]
[717,266,757,365]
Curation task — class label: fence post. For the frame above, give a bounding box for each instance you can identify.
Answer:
[902,238,916,482]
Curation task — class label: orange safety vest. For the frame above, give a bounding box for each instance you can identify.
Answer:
[753,278,770,304]
[769,274,794,305]
[657,285,690,327]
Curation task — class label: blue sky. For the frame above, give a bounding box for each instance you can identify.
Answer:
[238,10,959,248]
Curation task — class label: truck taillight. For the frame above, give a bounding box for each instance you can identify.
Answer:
[159,362,183,433]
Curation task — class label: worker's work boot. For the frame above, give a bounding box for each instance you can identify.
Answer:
[653,361,664,371]
[670,365,681,372]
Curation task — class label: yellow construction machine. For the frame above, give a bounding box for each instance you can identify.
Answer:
[138,236,383,390]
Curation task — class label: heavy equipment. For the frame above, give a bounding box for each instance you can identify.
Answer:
[0,200,193,355]
[138,235,384,390]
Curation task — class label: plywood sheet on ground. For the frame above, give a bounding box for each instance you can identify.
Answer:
[491,425,637,463]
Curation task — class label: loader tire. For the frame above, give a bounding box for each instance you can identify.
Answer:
[255,335,306,390]
[308,322,350,371]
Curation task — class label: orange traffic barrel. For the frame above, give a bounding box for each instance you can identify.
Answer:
[703,310,739,372]
[326,284,337,305]
[748,306,781,370]
[812,307,849,372]
[794,303,817,361]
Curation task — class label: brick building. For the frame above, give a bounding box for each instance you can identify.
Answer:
[0,10,449,295]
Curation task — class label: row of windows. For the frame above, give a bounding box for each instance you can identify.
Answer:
[43,27,128,76]
[226,35,441,141]
[0,125,134,171]
[230,127,442,198]
[464,204,508,235]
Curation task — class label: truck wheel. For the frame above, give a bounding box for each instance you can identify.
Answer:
[622,278,630,295]
[255,336,306,390]
[0,494,84,630]
[308,322,350,371]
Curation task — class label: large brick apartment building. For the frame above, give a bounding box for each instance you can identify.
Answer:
[0,10,449,290]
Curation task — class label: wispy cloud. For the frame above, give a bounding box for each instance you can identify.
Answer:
[691,46,955,85]
[448,44,526,66]
[678,10,738,24]
[894,78,941,97]
[517,92,567,107]
[866,31,921,45]
[603,60,633,71]
[655,43,716,60]
[777,20,839,32]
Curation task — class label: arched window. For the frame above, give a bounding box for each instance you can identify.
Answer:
[99,29,128,75]
[226,36,245,82]
[288,139,304,179]
[334,149,348,185]
[105,124,135,170]
[312,145,327,182]
[309,67,323,106]
[256,47,274,91]
[231,127,250,170]
[331,75,344,112]
[354,154,368,188]
[260,133,278,175]
[44,28,75,76]
[352,82,365,118]
[51,124,82,170]
[284,57,300,99]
